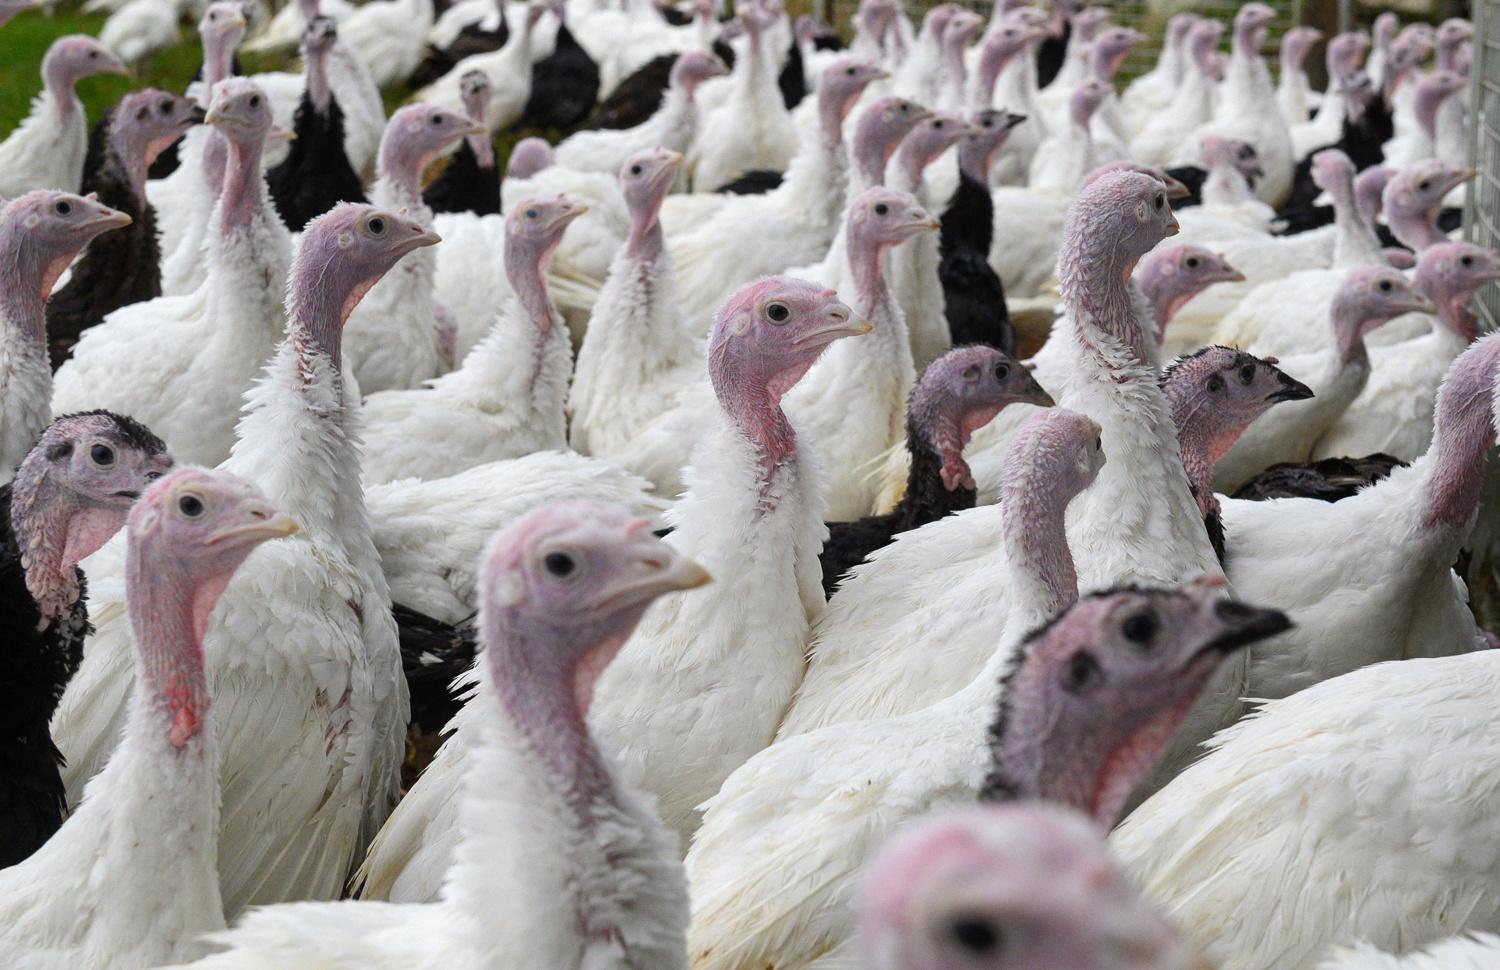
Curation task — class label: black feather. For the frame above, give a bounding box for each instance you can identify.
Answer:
[939,171,1014,353]
[394,603,479,736]
[422,138,501,215]
[266,91,368,231]
[518,21,601,133]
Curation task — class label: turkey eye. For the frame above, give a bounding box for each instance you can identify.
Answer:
[543,551,576,578]
[948,914,1001,954]
[1061,652,1102,693]
[1094,433,1102,452]
[136,107,150,120]
[178,494,205,517]
[933,120,944,128]
[1206,374,1225,393]
[367,216,386,235]
[55,200,72,215]
[1185,256,1200,269]
[526,208,539,219]
[1379,279,1392,292]
[249,94,260,108]
[1418,180,1431,190]
[159,99,173,114]
[209,10,217,18]
[1462,255,1475,267]
[874,202,889,216]
[993,362,1010,381]
[432,114,443,125]
[89,50,98,59]
[1154,194,1164,209]
[630,164,642,175]
[1122,610,1158,646]
[90,444,115,465]
[1239,364,1256,384]
[845,66,856,75]
[766,302,791,324]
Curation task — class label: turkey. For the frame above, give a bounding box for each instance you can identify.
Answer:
[818,344,1052,596]
[156,501,705,970]
[1196,4,1294,208]
[417,0,545,134]
[0,466,295,969]
[0,413,171,870]
[1275,26,1323,129]
[360,194,585,485]
[53,79,294,470]
[53,204,433,918]
[0,36,127,199]
[860,805,1201,970]
[1135,245,1245,347]
[1211,267,1434,492]
[342,104,485,395]
[264,17,368,231]
[420,70,499,217]
[1120,12,1197,136]
[355,277,865,900]
[568,148,700,461]
[553,50,727,177]
[43,90,203,368]
[0,191,133,483]
[335,0,434,89]
[517,0,600,132]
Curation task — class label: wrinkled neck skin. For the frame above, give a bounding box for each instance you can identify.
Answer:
[108,122,156,204]
[1422,366,1497,532]
[1332,301,1377,369]
[1420,271,1481,340]
[819,84,857,154]
[377,139,434,210]
[285,254,354,374]
[1001,474,1077,630]
[0,228,56,349]
[125,546,214,753]
[849,227,898,327]
[10,479,121,627]
[1091,43,1127,83]
[1169,402,1243,519]
[306,43,332,114]
[1389,201,1447,253]
[709,354,798,489]
[624,193,666,263]
[854,123,900,190]
[1058,226,1151,368]
[215,131,266,239]
[958,137,999,188]
[505,233,558,337]
[896,140,939,193]
[40,52,81,122]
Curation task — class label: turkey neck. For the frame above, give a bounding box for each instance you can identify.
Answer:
[974,43,1021,112]
[215,128,266,239]
[9,474,121,627]
[710,351,797,486]
[306,40,332,116]
[1001,449,1077,629]
[624,189,666,264]
[1325,165,1383,267]
[106,119,155,208]
[1330,297,1383,371]
[1168,397,1240,522]
[505,230,558,340]
[461,90,494,170]
[40,50,81,123]
[1057,214,1150,367]
[1389,198,1447,252]
[942,30,971,98]
[1414,86,1450,146]
[1420,347,1499,532]
[852,114,902,192]
[376,137,432,211]
[0,221,56,350]
[893,411,977,529]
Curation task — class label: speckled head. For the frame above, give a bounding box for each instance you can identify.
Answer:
[1083,161,1191,200]
[1136,245,1243,338]
[479,500,709,716]
[204,78,273,144]
[1,191,132,313]
[982,580,1291,826]
[1061,170,1180,285]
[1415,242,1500,341]
[43,35,127,87]
[959,109,1026,185]
[115,89,204,165]
[911,345,1054,492]
[859,804,1193,970]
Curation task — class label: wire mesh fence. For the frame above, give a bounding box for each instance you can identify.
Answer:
[1466,0,1500,328]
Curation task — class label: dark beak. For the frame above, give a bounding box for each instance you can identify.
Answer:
[189,104,208,124]
[1003,112,1027,130]
[1268,371,1314,403]
[1202,601,1293,655]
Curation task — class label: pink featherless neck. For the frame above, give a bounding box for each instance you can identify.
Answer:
[852,100,921,189]
[1423,335,1500,530]
[999,413,1085,620]
[216,124,267,240]
[1057,176,1160,366]
[0,211,60,348]
[11,479,123,629]
[305,29,333,115]
[505,221,561,335]
[1416,245,1494,341]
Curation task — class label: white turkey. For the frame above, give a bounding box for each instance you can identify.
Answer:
[0,36,127,199]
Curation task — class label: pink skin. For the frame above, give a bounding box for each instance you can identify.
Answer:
[1044,0,1085,40]
[1372,11,1398,59]
[1067,79,1108,135]
[1089,26,1142,84]
[1413,242,1500,343]
[1340,68,1377,122]
[377,104,486,208]
[708,277,866,485]
[288,203,440,371]
[1136,245,1244,342]
[974,16,1046,108]
[1058,171,1180,367]
[940,10,985,98]
[1164,12,1198,52]
[1188,19,1225,80]
[1231,3,1274,59]
[919,4,960,55]
[958,110,1027,186]
[125,468,296,750]
[104,89,203,204]
[456,70,495,168]
[1383,34,1430,98]
[852,97,933,189]
[620,147,681,262]
[302,17,338,115]
[1423,334,1500,530]
[860,804,1192,970]
[1162,346,1313,517]
[816,59,887,152]
[194,3,249,196]
[506,194,586,334]
[1069,7,1108,46]
[1200,135,1263,184]
[11,413,174,627]
[1383,161,1476,252]
[1436,19,1473,73]
[1280,25,1322,74]
[1325,30,1370,83]
[1328,266,1435,366]
[40,36,128,121]
[478,501,708,828]
[1353,162,1395,232]
[847,187,939,351]
[506,136,553,179]
[982,576,1290,828]
[1413,70,1466,144]
[1,191,131,348]
[910,345,1054,492]
[204,79,273,239]
[0,0,37,29]
[1082,161,1190,200]
[896,113,980,191]
[670,50,729,106]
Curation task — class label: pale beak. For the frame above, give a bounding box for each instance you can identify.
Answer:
[595,553,711,611]
[395,226,443,255]
[1164,212,1181,236]
[210,512,300,545]
[792,310,873,345]
[461,121,488,138]
[91,209,134,231]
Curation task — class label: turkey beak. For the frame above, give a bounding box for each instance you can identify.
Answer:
[188,104,208,124]
[1164,211,1181,236]
[1221,260,1246,283]
[652,152,684,189]
[270,124,297,144]
[596,539,711,611]
[551,201,589,231]
[90,208,134,231]
[461,120,488,138]
[1162,175,1191,200]
[395,225,443,256]
[1267,370,1314,403]
[1194,599,1292,661]
[1003,112,1027,130]
[792,301,871,345]
[209,509,300,546]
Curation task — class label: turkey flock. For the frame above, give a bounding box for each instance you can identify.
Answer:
[0,0,1498,963]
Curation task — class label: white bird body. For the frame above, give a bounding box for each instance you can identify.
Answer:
[242,0,357,53]
[0,92,90,199]
[0,314,52,487]
[342,203,446,394]
[99,0,181,67]
[1321,934,1500,969]
[687,9,797,192]
[418,4,540,133]
[337,0,435,88]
